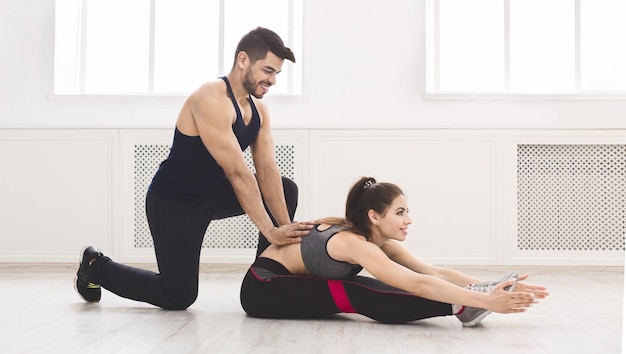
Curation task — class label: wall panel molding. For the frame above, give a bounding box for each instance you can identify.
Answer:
[0,130,117,262]
[0,128,623,266]
[117,129,309,264]
[309,130,501,265]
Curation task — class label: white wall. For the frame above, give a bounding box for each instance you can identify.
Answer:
[2,0,625,129]
[0,0,624,265]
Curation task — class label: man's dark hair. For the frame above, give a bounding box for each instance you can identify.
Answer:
[233,27,296,67]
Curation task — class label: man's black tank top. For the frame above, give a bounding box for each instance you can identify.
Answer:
[148,76,261,200]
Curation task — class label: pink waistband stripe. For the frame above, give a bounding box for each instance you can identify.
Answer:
[327,279,356,313]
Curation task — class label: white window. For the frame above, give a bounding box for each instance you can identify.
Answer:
[54,0,303,96]
[426,0,626,98]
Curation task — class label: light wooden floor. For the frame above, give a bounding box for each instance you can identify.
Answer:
[0,264,622,354]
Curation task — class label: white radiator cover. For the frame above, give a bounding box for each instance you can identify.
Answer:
[517,144,625,252]
[133,144,296,250]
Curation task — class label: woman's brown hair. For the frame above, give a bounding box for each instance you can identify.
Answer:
[317,177,404,238]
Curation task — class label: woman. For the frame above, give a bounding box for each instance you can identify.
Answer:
[240,177,549,326]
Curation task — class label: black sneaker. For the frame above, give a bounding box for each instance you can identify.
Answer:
[74,245,103,302]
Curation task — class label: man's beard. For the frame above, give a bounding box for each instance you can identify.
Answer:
[243,71,266,99]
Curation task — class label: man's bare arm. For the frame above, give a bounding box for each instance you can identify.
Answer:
[190,88,310,244]
[251,99,291,227]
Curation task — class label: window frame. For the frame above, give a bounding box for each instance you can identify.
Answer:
[53,0,303,98]
[424,0,626,101]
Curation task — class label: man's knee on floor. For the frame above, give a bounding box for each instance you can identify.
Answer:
[163,289,198,310]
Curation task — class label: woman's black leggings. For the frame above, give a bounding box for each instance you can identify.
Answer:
[240,257,453,324]
[89,176,298,310]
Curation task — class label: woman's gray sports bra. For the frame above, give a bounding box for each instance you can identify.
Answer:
[300,224,363,279]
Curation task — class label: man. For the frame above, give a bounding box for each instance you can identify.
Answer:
[74,27,313,310]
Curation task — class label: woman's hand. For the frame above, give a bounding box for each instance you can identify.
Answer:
[486,280,539,314]
[514,274,550,299]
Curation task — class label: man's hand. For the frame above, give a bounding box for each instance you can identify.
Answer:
[265,221,314,245]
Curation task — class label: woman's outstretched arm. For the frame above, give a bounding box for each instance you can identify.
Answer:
[327,232,537,314]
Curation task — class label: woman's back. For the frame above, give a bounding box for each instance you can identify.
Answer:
[260,223,362,277]
[259,235,308,275]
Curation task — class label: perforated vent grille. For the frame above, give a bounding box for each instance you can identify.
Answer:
[133,144,296,249]
[517,144,626,251]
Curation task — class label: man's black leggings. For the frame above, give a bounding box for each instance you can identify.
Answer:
[240,257,453,324]
[90,176,298,310]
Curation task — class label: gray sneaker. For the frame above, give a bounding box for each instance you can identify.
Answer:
[466,271,519,293]
[456,271,519,327]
